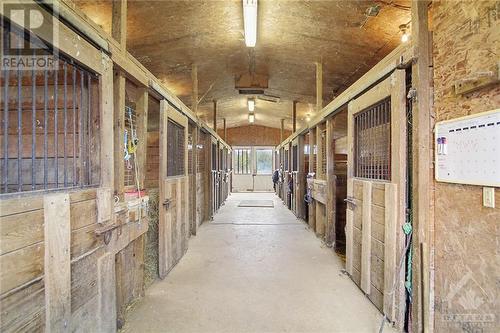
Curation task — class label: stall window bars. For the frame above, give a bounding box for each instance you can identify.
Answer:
[234,148,251,174]
[354,97,391,180]
[124,106,138,187]
[167,120,185,177]
[197,131,206,173]
[320,129,327,175]
[1,25,100,194]
[292,145,298,171]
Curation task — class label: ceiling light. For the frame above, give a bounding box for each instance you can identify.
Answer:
[243,0,258,47]
[248,98,255,112]
[248,113,255,123]
[399,24,409,43]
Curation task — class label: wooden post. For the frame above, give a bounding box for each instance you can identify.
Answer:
[292,101,297,133]
[326,117,336,245]
[100,55,114,189]
[44,193,71,332]
[136,88,149,190]
[191,64,198,115]
[113,70,126,198]
[97,253,116,332]
[112,0,127,49]
[223,118,227,141]
[411,1,433,332]
[192,126,199,235]
[213,100,217,132]
[316,62,323,112]
[280,119,285,143]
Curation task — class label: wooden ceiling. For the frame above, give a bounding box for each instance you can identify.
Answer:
[76,0,410,130]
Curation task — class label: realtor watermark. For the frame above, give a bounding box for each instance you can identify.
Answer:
[1,0,59,70]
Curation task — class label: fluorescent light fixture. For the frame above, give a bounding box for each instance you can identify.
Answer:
[243,0,258,47]
[248,98,255,112]
[248,113,255,123]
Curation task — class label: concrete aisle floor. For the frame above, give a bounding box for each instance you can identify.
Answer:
[123,192,396,333]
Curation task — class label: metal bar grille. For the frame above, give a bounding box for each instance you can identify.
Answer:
[167,120,185,177]
[0,26,100,194]
[124,106,137,187]
[354,97,391,180]
[234,148,251,174]
[187,124,194,175]
[197,131,206,173]
[292,145,298,171]
[321,129,326,175]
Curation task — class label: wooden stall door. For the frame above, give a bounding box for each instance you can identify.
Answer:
[158,101,189,278]
[345,71,406,325]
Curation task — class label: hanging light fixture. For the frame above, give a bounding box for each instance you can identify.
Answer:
[399,24,409,43]
[248,113,255,123]
[243,0,258,47]
[247,98,255,112]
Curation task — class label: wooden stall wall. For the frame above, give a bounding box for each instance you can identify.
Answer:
[431,1,500,331]
[345,70,407,326]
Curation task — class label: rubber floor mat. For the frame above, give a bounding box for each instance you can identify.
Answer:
[237,200,274,208]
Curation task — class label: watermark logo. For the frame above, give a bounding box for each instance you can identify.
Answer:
[438,271,496,331]
[1,0,59,70]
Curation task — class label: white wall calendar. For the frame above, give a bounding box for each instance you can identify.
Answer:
[435,109,500,187]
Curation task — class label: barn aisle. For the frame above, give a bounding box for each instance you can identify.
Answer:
[122,192,394,333]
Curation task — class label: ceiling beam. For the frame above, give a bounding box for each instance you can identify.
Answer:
[316,61,323,112]
[112,0,127,49]
[191,63,198,114]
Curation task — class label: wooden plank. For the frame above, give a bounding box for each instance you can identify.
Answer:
[136,88,149,189]
[100,55,115,189]
[0,243,44,295]
[158,100,168,278]
[71,224,103,259]
[70,248,102,313]
[371,184,386,207]
[96,187,113,224]
[384,183,398,320]
[43,193,71,332]
[326,117,336,245]
[0,209,43,255]
[97,252,116,333]
[316,62,323,111]
[71,199,97,230]
[112,0,127,48]
[113,71,126,198]
[360,181,372,294]
[411,1,433,331]
[345,178,354,275]
[0,279,45,332]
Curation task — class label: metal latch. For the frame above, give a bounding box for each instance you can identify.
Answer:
[163,198,173,210]
[344,196,357,209]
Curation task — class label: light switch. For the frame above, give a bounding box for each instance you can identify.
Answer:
[483,187,495,208]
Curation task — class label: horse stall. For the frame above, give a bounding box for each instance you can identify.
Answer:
[345,68,408,326]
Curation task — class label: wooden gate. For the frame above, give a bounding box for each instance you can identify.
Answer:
[345,71,406,324]
[158,100,190,278]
